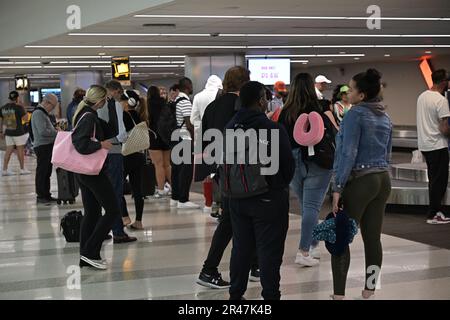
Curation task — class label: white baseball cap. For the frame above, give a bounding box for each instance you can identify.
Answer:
[315,75,332,84]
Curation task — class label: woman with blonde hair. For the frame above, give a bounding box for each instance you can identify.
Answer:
[71,85,117,270]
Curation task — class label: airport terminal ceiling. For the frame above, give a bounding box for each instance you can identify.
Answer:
[0,0,449,79]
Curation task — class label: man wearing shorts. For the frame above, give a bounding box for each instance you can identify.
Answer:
[0,91,31,176]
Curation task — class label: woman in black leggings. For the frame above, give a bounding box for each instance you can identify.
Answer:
[331,69,392,299]
[119,90,147,230]
[71,85,115,270]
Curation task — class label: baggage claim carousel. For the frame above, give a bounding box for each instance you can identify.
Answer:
[388,126,450,205]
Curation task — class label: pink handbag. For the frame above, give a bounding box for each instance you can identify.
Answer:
[51,112,108,175]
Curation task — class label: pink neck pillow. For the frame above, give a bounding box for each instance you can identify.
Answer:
[293,111,325,146]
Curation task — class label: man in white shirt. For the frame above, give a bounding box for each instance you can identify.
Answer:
[417,69,450,225]
[315,75,332,100]
[171,77,200,209]
[190,75,223,127]
[102,80,137,243]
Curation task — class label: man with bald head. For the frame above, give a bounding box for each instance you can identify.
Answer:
[31,93,60,205]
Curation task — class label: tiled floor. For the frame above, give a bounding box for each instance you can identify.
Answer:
[0,152,449,300]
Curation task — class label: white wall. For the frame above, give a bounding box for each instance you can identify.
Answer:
[293,55,450,126]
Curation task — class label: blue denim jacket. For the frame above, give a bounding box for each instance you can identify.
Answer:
[332,102,392,193]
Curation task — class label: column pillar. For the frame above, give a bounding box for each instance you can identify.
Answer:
[184,54,246,95]
[60,71,103,118]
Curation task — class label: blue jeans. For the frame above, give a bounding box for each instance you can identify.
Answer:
[290,148,332,252]
[105,153,126,237]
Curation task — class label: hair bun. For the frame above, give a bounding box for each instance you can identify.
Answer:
[366,69,382,81]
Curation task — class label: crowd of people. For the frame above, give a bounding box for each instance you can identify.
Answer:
[1,65,449,300]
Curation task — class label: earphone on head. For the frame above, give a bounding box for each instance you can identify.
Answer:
[123,90,137,107]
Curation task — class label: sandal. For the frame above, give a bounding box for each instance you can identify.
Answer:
[122,216,132,226]
[128,223,144,230]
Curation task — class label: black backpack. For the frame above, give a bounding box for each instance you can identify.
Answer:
[157,97,188,146]
[301,112,337,170]
[219,124,269,199]
[60,211,83,242]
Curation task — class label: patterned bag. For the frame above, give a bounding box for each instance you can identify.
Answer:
[122,120,150,156]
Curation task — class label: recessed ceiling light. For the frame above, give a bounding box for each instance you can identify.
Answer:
[41,56,109,59]
[1,66,43,69]
[425,50,432,54]
[339,51,346,54]
[25,45,102,48]
[302,62,308,65]
[354,57,360,60]
[384,54,391,57]
[43,65,91,68]
[0,56,41,59]
[133,14,450,21]
[131,65,184,68]
[68,32,450,38]
[24,45,450,50]
[130,55,185,58]
[245,54,365,58]
[327,60,333,63]
[104,45,246,49]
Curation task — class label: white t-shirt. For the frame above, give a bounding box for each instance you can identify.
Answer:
[417,90,450,152]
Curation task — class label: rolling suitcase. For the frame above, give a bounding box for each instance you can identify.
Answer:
[141,152,156,197]
[56,168,79,204]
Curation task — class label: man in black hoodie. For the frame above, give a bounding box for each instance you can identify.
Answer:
[196,66,252,289]
[226,81,295,300]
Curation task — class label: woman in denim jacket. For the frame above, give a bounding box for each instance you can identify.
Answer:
[331,69,392,300]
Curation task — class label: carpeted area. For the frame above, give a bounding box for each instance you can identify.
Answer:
[383,205,450,250]
[191,181,450,250]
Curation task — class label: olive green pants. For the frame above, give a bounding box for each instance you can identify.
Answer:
[332,171,391,296]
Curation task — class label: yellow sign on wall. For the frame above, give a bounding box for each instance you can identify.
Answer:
[111,56,131,86]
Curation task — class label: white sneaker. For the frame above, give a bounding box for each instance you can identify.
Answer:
[426,212,450,225]
[203,206,212,214]
[295,252,319,267]
[310,246,321,259]
[19,169,31,175]
[2,170,15,176]
[153,192,161,199]
[164,183,172,192]
[170,199,178,207]
[177,201,200,209]
[157,189,170,197]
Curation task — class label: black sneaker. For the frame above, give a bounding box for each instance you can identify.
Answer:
[36,198,51,205]
[249,268,260,282]
[196,272,230,289]
[113,234,137,244]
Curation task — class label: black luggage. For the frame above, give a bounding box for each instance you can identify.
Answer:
[56,168,79,204]
[60,210,83,242]
[141,154,156,196]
